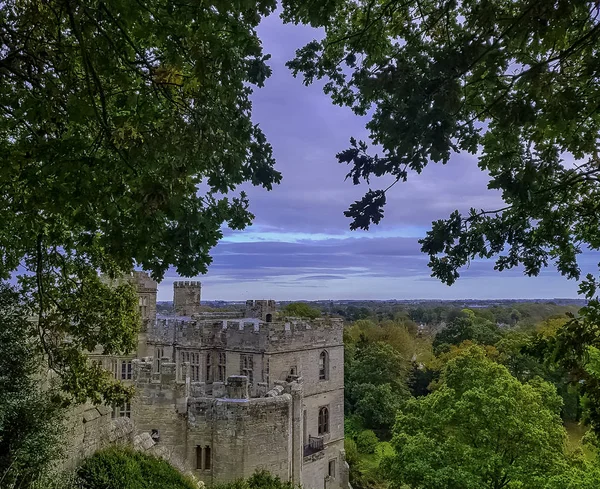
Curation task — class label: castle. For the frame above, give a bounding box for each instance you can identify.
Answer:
[82,272,348,489]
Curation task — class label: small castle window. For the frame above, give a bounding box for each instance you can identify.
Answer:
[206,352,212,382]
[181,351,200,381]
[329,459,336,478]
[121,360,132,380]
[218,352,226,382]
[319,351,329,380]
[318,406,329,435]
[154,347,164,373]
[240,354,254,384]
[204,445,211,470]
[112,402,131,419]
[265,313,273,323]
[289,366,297,376]
[196,446,202,470]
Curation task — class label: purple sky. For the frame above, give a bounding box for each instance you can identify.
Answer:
[161,14,595,302]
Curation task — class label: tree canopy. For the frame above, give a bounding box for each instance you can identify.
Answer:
[384,346,568,489]
[281,302,322,319]
[1,0,281,403]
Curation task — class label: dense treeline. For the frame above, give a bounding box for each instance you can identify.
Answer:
[343,304,599,489]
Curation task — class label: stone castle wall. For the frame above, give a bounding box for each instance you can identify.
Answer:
[131,359,299,485]
[148,317,344,354]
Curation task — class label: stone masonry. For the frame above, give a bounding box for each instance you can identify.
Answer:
[82,274,348,489]
[174,281,202,316]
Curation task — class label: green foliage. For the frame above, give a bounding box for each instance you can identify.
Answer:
[345,340,410,431]
[281,302,321,319]
[344,413,364,440]
[356,430,379,455]
[1,0,281,403]
[0,283,66,488]
[384,346,568,489]
[344,438,360,465]
[433,311,502,354]
[76,446,198,489]
[213,470,295,489]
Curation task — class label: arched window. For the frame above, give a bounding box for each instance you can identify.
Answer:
[265,313,273,323]
[318,406,329,435]
[319,350,329,380]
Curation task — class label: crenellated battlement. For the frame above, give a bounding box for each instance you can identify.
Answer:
[174,281,201,288]
[148,316,344,351]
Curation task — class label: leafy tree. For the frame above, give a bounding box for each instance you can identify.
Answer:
[346,341,410,431]
[433,310,502,354]
[0,283,66,487]
[1,0,280,403]
[384,346,568,489]
[281,302,321,319]
[356,430,379,454]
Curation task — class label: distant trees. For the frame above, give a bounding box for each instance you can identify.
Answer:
[280,302,321,319]
[433,309,502,354]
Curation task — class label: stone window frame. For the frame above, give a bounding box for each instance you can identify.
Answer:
[195,445,212,471]
[328,459,336,478]
[240,353,254,384]
[206,352,214,382]
[217,352,226,382]
[319,350,329,381]
[112,402,131,419]
[180,350,201,382]
[110,358,119,379]
[121,360,133,380]
[154,346,164,373]
[318,405,330,435]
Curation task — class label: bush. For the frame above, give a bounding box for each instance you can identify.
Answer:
[213,471,294,489]
[344,438,360,465]
[77,447,198,489]
[356,430,379,454]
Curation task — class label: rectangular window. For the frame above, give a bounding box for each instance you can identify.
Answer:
[204,445,211,470]
[181,351,200,381]
[206,352,212,382]
[196,446,202,470]
[112,402,131,419]
[240,354,254,384]
[154,347,164,373]
[109,358,118,379]
[121,360,132,380]
[328,459,336,478]
[218,352,226,382]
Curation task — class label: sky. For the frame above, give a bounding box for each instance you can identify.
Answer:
[160,13,594,302]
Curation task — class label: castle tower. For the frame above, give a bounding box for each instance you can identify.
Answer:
[245,300,276,322]
[173,281,202,316]
[132,271,158,357]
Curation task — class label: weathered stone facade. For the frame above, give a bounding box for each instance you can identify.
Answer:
[174,281,202,316]
[82,274,348,489]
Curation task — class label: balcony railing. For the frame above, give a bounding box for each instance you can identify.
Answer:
[304,435,324,456]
